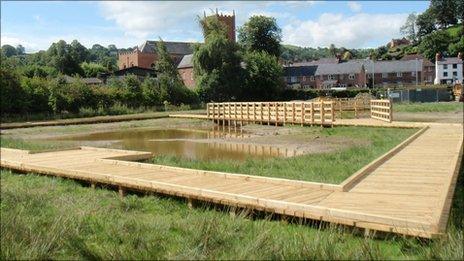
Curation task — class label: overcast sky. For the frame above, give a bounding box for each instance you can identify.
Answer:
[1,1,429,53]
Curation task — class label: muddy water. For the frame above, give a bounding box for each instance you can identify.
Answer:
[54,127,295,161]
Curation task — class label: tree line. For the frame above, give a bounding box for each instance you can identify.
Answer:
[371,0,463,61]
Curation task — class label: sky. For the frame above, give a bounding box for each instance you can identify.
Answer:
[1,1,429,53]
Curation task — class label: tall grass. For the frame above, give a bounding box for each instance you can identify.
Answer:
[1,168,462,260]
[152,126,417,183]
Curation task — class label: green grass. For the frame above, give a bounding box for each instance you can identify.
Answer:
[1,168,462,260]
[151,126,417,184]
[393,102,463,113]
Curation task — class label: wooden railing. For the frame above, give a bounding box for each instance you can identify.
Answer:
[370,99,392,122]
[207,101,335,126]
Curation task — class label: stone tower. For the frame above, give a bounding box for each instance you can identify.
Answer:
[205,9,236,42]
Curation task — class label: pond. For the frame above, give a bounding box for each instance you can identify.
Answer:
[53,127,296,161]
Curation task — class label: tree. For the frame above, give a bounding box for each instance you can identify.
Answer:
[238,15,282,57]
[155,39,197,105]
[80,62,108,77]
[456,0,464,22]
[193,16,245,102]
[418,30,450,61]
[1,45,17,57]
[0,54,27,113]
[416,8,437,40]
[47,40,83,75]
[329,44,337,57]
[448,36,464,56]
[16,44,25,55]
[400,13,418,43]
[429,0,457,28]
[70,40,89,63]
[243,51,283,101]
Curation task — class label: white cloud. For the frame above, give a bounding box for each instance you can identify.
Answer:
[0,35,38,51]
[282,12,408,48]
[348,2,362,12]
[98,1,314,42]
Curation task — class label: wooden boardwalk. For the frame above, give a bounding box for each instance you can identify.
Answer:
[1,123,462,238]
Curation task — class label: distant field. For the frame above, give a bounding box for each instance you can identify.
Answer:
[393,102,463,113]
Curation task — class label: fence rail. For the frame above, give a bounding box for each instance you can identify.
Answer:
[207,101,335,126]
[370,99,392,122]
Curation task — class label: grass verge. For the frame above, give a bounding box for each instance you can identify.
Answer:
[393,102,463,113]
[1,167,462,260]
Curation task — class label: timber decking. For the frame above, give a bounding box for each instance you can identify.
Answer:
[1,123,462,239]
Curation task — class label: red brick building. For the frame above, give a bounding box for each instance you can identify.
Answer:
[177,54,195,89]
[118,41,193,70]
[117,10,236,89]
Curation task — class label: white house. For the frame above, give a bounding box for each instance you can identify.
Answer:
[434,53,463,84]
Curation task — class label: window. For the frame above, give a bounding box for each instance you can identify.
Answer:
[453,71,458,77]
[396,72,402,77]
[290,76,297,83]
[382,73,387,78]
[328,74,335,80]
[443,72,448,77]
[310,76,314,81]
[453,64,457,69]
[302,76,306,81]
[428,67,434,72]
[411,71,416,76]
[348,74,355,80]
[443,64,448,69]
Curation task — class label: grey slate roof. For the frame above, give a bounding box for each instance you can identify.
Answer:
[177,54,193,69]
[315,62,364,75]
[288,58,339,66]
[139,41,194,55]
[283,65,318,77]
[348,59,423,73]
[437,57,463,65]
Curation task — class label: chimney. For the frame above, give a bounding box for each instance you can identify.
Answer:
[458,52,463,60]
[435,52,442,61]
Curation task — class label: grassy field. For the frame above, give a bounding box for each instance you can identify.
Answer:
[393,102,463,113]
[1,168,462,260]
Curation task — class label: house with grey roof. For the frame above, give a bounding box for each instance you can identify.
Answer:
[283,65,318,89]
[434,53,463,84]
[314,62,366,89]
[347,59,426,87]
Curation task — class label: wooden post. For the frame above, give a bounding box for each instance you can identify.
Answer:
[187,198,194,209]
[267,102,271,126]
[339,101,343,119]
[292,102,296,124]
[283,103,287,126]
[331,101,335,125]
[118,186,125,198]
[389,99,393,123]
[301,102,305,126]
[90,182,96,189]
[321,102,325,126]
[275,102,279,126]
[310,102,314,125]
[207,103,210,119]
[354,99,358,118]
